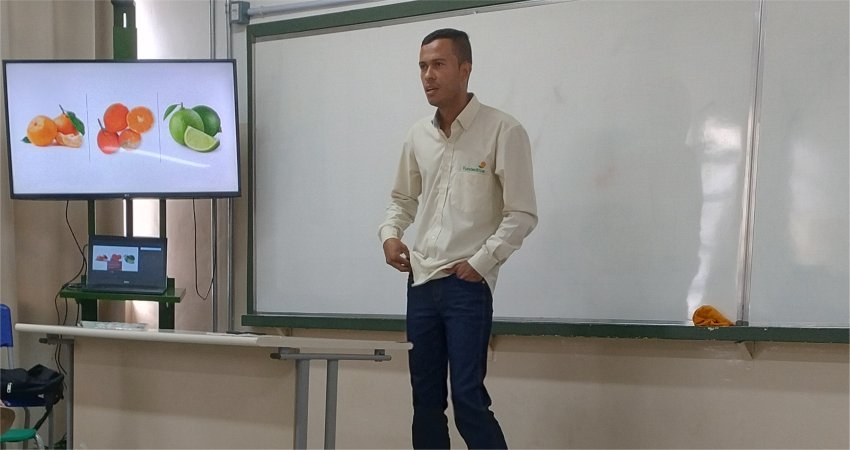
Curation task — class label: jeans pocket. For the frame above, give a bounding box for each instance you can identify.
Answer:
[452,274,487,287]
[450,276,490,308]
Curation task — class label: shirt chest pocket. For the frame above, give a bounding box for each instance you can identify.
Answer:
[449,172,497,213]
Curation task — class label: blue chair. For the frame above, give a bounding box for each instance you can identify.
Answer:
[0,305,53,449]
[0,305,11,367]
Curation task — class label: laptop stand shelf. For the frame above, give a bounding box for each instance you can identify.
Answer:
[59,277,185,329]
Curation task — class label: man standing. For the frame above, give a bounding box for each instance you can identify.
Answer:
[379,29,538,449]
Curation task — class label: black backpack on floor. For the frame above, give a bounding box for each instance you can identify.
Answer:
[1,364,64,430]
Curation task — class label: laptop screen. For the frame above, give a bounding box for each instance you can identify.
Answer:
[87,235,167,293]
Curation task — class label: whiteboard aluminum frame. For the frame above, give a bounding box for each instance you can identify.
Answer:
[736,0,768,326]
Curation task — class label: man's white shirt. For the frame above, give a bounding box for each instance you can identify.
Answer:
[379,95,538,292]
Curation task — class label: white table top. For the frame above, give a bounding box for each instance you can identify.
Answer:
[16,323,411,352]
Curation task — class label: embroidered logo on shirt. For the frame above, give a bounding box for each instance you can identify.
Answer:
[462,161,488,174]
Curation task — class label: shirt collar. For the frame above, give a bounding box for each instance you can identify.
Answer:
[431,93,480,130]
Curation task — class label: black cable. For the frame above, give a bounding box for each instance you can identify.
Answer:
[53,342,66,380]
[65,201,86,265]
[52,201,88,379]
[192,199,215,301]
[55,241,86,326]
[55,201,88,327]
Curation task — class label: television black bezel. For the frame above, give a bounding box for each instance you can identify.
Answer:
[2,59,242,200]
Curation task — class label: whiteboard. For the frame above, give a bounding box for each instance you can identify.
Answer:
[747,1,849,327]
[252,0,765,323]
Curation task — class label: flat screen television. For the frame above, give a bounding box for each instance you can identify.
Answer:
[3,59,241,199]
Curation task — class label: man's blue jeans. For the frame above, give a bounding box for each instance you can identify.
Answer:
[406,275,507,449]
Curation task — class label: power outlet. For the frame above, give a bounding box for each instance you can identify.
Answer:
[230,1,250,25]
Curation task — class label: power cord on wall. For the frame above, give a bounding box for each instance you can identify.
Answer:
[54,201,86,325]
[192,199,215,301]
[49,201,86,386]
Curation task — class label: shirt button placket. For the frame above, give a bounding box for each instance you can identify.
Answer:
[431,142,453,248]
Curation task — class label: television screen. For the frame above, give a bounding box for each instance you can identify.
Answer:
[3,59,240,199]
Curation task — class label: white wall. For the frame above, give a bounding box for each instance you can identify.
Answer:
[72,331,849,449]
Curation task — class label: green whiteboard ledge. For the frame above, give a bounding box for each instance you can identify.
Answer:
[247,0,525,40]
[242,315,849,344]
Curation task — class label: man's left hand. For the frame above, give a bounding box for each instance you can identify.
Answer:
[444,261,483,283]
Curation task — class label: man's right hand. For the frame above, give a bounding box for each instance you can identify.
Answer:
[383,238,411,272]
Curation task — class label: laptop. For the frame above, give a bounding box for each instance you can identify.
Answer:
[85,235,168,295]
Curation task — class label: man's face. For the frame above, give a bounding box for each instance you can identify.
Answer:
[419,38,471,109]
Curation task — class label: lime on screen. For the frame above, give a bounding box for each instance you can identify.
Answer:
[184,126,220,152]
[192,105,222,137]
[168,107,204,146]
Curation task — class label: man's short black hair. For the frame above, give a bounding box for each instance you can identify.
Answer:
[422,28,472,65]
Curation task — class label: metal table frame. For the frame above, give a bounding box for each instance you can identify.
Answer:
[17,324,410,449]
[273,348,391,449]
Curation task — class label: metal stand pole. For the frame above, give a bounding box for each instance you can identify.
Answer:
[66,340,74,450]
[211,200,218,332]
[293,358,310,450]
[324,360,339,449]
[272,348,392,449]
[38,336,73,450]
[47,412,53,449]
